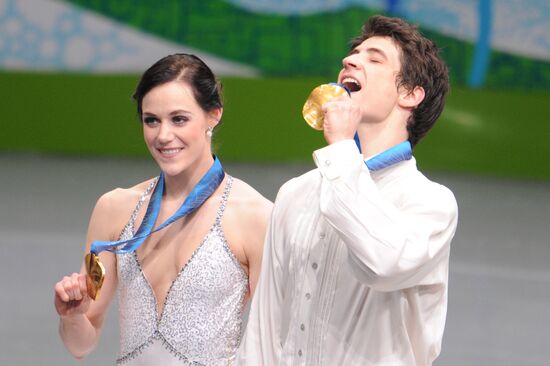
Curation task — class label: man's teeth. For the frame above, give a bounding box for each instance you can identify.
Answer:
[342,77,361,91]
[342,77,359,84]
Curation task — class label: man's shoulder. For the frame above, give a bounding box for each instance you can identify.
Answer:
[414,169,455,201]
[399,167,458,216]
[278,168,320,196]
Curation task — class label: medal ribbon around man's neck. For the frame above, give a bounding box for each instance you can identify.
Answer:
[85,156,225,300]
[354,134,412,171]
[301,81,413,169]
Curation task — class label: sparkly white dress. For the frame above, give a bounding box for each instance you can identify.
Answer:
[115,177,248,365]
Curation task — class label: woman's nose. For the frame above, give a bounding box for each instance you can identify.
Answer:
[157,122,174,143]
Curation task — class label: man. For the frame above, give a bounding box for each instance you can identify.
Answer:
[238,15,458,365]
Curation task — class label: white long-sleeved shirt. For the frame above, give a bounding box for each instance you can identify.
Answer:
[238,140,458,366]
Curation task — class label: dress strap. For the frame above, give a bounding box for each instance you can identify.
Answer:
[120,177,159,237]
[215,175,234,225]
[120,175,232,238]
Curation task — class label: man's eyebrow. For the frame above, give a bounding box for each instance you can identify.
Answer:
[347,46,389,60]
[347,47,360,56]
[365,47,388,60]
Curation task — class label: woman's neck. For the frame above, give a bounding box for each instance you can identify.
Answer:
[162,154,215,202]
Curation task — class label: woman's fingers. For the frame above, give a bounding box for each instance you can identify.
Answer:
[54,273,92,316]
[56,273,84,302]
[55,278,70,302]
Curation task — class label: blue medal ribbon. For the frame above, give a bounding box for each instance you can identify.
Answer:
[354,134,413,171]
[90,156,225,255]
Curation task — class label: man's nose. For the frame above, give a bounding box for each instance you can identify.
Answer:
[342,54,359,69]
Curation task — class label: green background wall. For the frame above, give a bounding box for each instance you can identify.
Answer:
[2,0,550,180]
[2,71,549,180]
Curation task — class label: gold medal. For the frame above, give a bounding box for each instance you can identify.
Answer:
[302,83,350,130]
[85,252,105,301]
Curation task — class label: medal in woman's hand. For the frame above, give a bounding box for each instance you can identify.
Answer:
[85,252,105,300]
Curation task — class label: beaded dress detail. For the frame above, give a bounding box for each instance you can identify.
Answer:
[116,176,248,365]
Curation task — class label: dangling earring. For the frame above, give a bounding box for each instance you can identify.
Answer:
[206,127,213,138]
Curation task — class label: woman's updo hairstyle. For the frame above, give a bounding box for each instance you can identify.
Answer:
[133,53,223,123]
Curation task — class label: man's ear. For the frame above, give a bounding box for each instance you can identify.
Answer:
[399,86,425,109]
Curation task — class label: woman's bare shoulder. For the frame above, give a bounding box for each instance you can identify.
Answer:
[229,177,273,211]
[223,177,272,274]
[91,178,158,224]
[225,177,273,231]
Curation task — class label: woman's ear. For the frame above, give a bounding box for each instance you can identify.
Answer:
[398,86,425,109]
[208,108,223,129]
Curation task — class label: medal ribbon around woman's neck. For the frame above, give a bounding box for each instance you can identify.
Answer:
[85,156,225,300]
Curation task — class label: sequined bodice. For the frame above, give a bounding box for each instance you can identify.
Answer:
[116,176,248,365]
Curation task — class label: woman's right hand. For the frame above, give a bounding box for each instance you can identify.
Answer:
[54,273,92,317]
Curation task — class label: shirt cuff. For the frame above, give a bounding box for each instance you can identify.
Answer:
[313,140,362,180]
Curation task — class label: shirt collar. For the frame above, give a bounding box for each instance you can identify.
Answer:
[354,133,413,171]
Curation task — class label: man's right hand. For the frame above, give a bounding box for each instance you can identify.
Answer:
[321,95,362,145]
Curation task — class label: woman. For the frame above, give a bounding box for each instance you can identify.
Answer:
[54,53,272,365]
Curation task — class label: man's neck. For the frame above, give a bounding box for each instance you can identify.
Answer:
[356,119,409,159]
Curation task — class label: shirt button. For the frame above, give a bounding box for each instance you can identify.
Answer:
[312,262,318,270]
[324,159,331,166]
[300,324,305,331]
[298,349,303,357]
[305,292,311,300]
[319,232,325,239]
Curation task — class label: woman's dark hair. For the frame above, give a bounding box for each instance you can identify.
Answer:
[350,15,449,146]
[133,53,223,121]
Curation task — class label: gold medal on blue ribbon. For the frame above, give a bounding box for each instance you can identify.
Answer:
[85,252,105,300]
[302,83,350,130]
